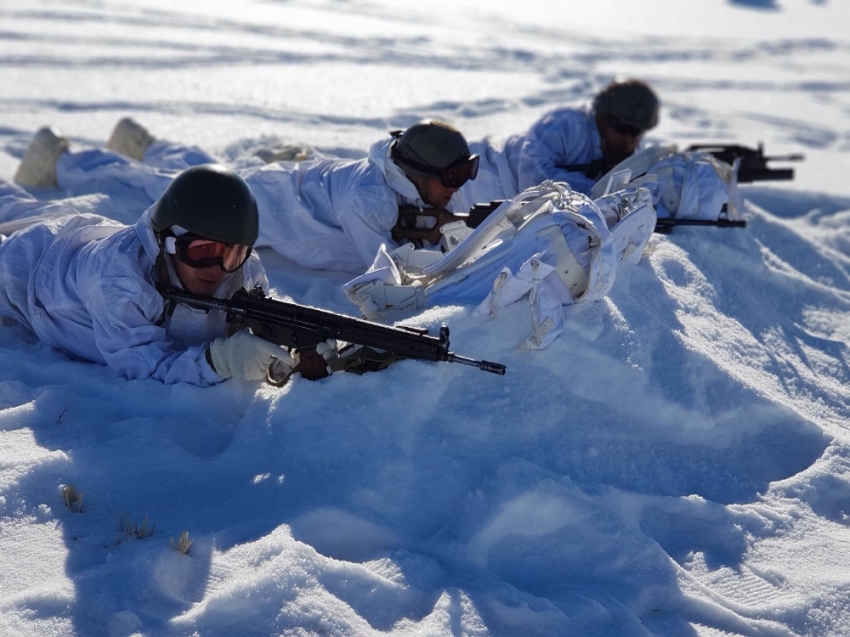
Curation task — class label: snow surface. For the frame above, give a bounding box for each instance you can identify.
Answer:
[1,0,850,635]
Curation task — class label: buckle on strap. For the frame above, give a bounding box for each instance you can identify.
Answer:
[536,225,589,299]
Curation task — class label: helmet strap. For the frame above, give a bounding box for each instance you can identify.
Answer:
[153,250,174,289]
[152,249,179,325]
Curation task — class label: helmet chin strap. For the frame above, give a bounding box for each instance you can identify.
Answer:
[153,244,179,325]
[153,230,180,292]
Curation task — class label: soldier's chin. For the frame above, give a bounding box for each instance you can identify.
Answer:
[605,148,631,164]
[600,139,626,159]
[188,279,222,296]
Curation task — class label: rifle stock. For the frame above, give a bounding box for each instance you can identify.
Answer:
[161,287,507,379]
[393,201,504,245]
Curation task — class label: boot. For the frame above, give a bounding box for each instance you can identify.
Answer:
[255,141,314,164]
[106,117,155,161]
[14,126,70,187]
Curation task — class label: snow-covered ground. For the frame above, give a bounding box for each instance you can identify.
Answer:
[1,1,850,635]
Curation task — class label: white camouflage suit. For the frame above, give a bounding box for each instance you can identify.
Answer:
[0,180,267,386]
[456,105,603,210]
[240,137,468,271]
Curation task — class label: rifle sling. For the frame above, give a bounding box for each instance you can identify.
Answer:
[266,345,406,386]
[328,345,406,375]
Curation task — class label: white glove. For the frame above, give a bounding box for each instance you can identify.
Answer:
[208,330,295,381]
[315,338,338,358]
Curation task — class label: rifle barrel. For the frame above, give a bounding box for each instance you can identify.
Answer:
[737,168,794,183]
[765,154,805,162]
[448,353,507,375]
[655,218,746,229]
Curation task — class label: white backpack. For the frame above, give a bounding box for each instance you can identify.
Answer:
[344,181,653,349]
[592,145,742,221]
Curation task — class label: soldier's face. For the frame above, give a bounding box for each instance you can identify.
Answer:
[172,257,227,296]
[598,115,642,163]
[418,176,457,209]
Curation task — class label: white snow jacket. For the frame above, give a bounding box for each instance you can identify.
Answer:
[0,194,266,386]
[506,105,603,196]
[456,106,603,209]
[244,138,465,273]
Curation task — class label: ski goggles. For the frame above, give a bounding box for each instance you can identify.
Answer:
[166,233,252,273]
[392,146,480,189]
[607,116,645,138]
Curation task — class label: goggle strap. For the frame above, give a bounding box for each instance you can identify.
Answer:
[391,144,431,177]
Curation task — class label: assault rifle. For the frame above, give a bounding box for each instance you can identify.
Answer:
[392,201,504,246]
[684,143,804,183]
[560,143,804,183]
[161,286,507,381]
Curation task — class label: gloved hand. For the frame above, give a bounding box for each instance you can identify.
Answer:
[315,338,340,373]
[208,330,295,381]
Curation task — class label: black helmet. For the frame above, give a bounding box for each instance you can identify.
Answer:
[391,121,478,188]
[593,79,660,133]
[151,164,259,245]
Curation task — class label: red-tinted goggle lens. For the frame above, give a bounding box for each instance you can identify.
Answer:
[608,116,644,138]
[174,235,252,273]
[440,154,479,189]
